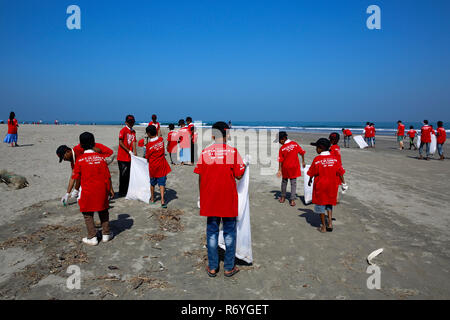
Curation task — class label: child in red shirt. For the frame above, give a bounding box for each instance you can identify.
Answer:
[341,128,352,148]
[329,132,345,203]
[148,114,161,137]
[167,123,178,165]
[118,115,137,196]
[419,120,433,160]
[145,125,172,208]
[308,138,347,233]
[397,121,406,150]
[407,126,417,150]
[3,112,19,147]
[436,121,446,160]
[194,122,246,278]
[72,132,114,246]
[276,131,305,206]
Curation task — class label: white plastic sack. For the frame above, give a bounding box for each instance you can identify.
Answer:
[416,135,421,149]
[218,156,253,264]
[430,134,437,154]
[125,154,150,203]
[302,165,313,205]
[353,135,368,149]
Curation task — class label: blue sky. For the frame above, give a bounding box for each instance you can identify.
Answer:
[1,0,449,123]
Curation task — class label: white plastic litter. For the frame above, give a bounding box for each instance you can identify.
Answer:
[125,154,150,203]
[416,135,421,149]
[430,134,437,154]
[353,135,369,149]
[367,248,384,265]
[302,165,313,205]
[218,155,253,264]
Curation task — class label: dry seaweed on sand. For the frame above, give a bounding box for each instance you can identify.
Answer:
[128,276,169,290]
[0,169,29,189]
[142,233,166,242]
[155,208,184,232]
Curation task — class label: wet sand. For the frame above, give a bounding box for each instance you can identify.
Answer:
[0,124,449,299]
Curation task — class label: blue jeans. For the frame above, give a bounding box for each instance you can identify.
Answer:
[206,217,237,272]
[344,136,351,147]
[437,143,444,156]
[419,142,430,156]
[365,137,373,147]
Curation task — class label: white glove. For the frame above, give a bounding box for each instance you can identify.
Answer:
[341,183,349,191]
[61,193,70,205]
[129,150,133,155]
[197,196,200,209]
[71,189,79,199]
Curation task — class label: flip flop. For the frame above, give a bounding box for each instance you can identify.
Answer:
[279,197,285,203]
[161,203,167,209]
[289,201,296,207]
[224,266,240,278]
[326,227,333,232]
[205,267,217,278]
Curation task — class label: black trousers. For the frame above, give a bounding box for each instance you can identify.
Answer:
[118,160,131,197]
[191,139,195,163]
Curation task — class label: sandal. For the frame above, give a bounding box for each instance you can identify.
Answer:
[224,266,240,278]
[289,200,296,207]
[206,266,217,278]
[326,226,333,232]
[161,203,167,209]
[279,197,285,203]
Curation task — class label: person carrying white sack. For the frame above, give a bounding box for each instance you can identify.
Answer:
[194,121,246,278]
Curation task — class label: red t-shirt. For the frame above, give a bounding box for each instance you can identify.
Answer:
[437,127,447,144]
[364,126,371,138]
[148,121,161,132]
[330,144,342,166]
[369,126,376,138]
[421,125,433,143]
[307,152,345,206]
[71,143,113,169]
[397,124,405,136]
[167,131,178,153]
[194,144,246,218]
[145,137,172,178]
[178,126,191,148]
[117,126,136,162]
[407,129,416,138]
[278,140,305,179]
[72,151,111,213]
[343,129,352,136]
[7,119,18,134]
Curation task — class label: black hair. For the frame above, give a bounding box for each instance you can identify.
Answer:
[186,116,192,122]
[370,123,375,126]
[146,125,157,136]
[152,114,157,121]
[126,114,135,123]
[366,122,370,125]
[168,123,175,130]
[329,132,340,143]
[178,119,185,126]
[341,128,345,131]
[397,120,402,123]
[424,120,429,124]
[212,121,229,138]
[279,131,288,141]
[410,126,414,129]
[80,132,95,150]
[9,112,15,121]
[437,121,443,127]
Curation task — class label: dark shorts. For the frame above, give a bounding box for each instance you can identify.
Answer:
[150,176,167,187]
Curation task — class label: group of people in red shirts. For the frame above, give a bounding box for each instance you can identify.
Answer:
[364,122,377,148]
[396,120,446,160]
[276,131,348,234]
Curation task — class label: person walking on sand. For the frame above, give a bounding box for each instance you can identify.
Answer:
[194,122,246,278]
[3,112,19,147]
[369,123,376,148]
[364,122,371,147]
[436,121,446,160]
[396,120,406,150]
[167,124,178,165]
[148,114,161,137]
[276,131,306,207]
[407,126,417,150]
[419,120,433,160]
[307,138,347,233]
[178,119,192,165]
[71,132,115,246]
[118,115,137,196]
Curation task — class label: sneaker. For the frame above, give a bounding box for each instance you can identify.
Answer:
[102,231,114,243]
[82,237,99,246]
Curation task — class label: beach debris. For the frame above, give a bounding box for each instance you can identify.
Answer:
[108,266,119,270]
[155,208,184,232]
[0,170,29,189]
[142,233,166,242]
[367,248,384,265]
[128,276,169,290]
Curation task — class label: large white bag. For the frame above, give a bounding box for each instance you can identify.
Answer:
[353,135,369,149]
[303,165,313,205]
[218,156,253,264]
[416,135,421,149]
[430,134,437,154]
[125,154,150,203]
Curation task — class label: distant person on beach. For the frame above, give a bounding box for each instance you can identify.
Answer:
[194,121,246,278]
[177,119,191,165]
[186,117,195,164]
[145,125,172,208]
[364,122,371,146]
[167,124,178,165]
[57,141,114,204]
[118,115,137,196]
[370,123,376,148]
[71,132,114,246]
[307,138,347,233]
[341,128,352,148]
[396,121,406,150]
[329,133,345,203]
[148,114,161,137]
[436,121,446,160]
[276,131,306,207]
[419,120,433,160]
[407,126,417,150]
[3,112,19,147]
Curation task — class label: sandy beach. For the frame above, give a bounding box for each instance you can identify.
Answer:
[0,124,449,300]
